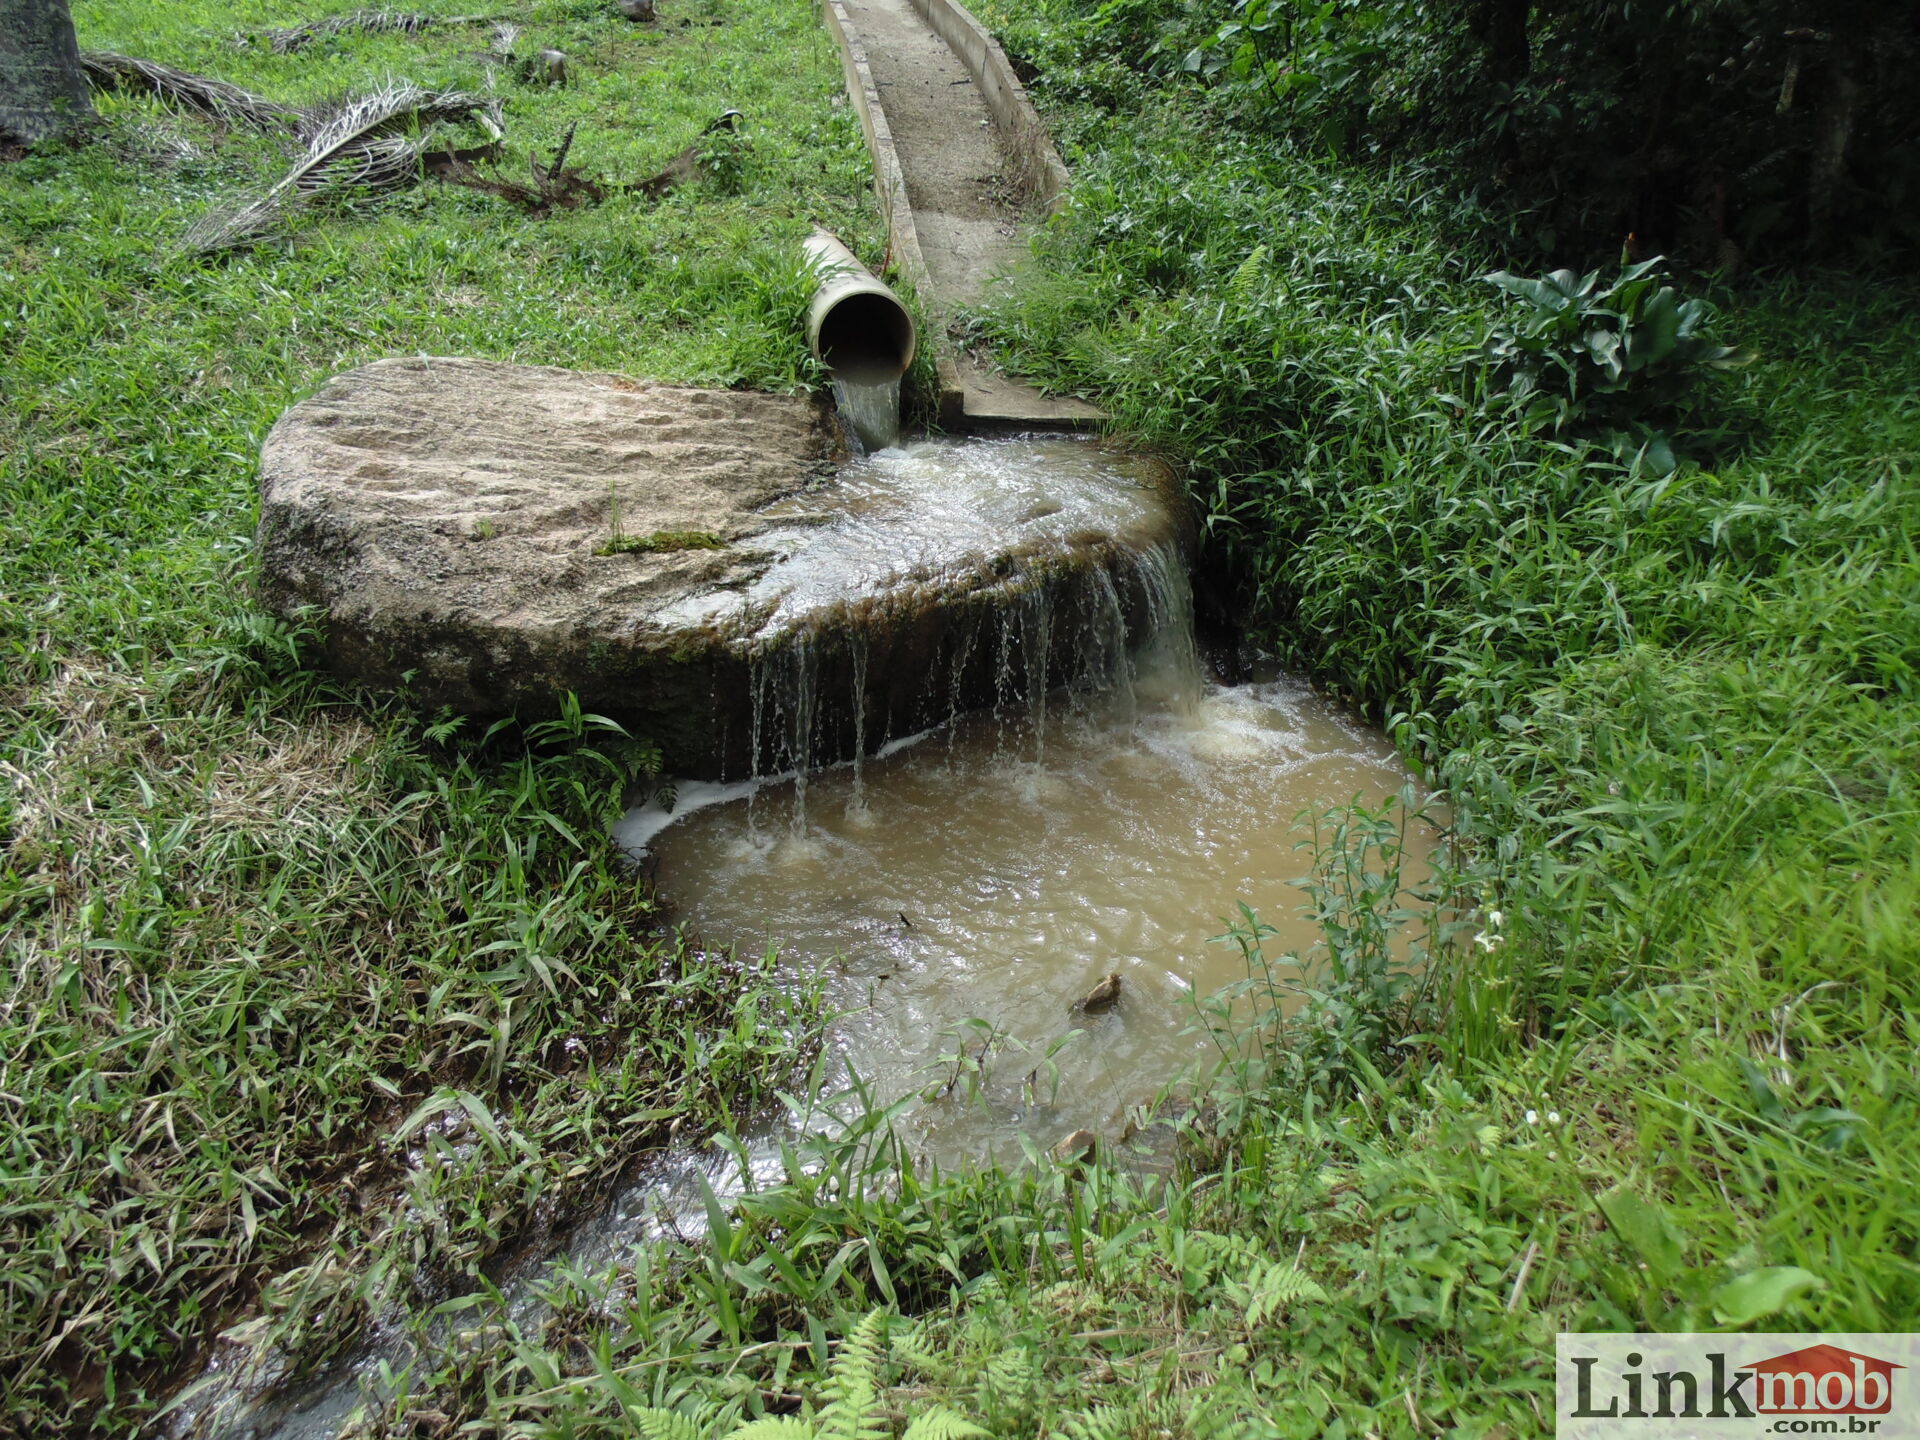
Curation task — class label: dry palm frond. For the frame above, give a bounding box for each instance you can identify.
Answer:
[79,51,298,132]
[294,85,501,143]
[261,10,502,54]
[185,84,499,252]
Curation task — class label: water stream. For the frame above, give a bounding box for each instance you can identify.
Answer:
[629,649,1427,1168]
[171,433,1432,1439]
[832,376,902,452]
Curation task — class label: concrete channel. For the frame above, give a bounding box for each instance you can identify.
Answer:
[817,0,1105,430]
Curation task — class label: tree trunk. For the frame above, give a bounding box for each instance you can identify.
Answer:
[1806,40,1859,242]
[0,0,94,148]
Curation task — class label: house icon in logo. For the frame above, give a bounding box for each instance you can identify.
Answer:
[1745,1344,1903,1415]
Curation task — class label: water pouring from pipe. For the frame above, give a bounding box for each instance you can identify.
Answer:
[803,228,915,451]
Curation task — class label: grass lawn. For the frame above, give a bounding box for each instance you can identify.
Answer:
[1,0,872,1429]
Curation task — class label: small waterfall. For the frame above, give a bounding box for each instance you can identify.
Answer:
[943,619,982,766]
[746,636,822,840]
[788,638,817,840]
[747,655,768,841]
[1078,566,1135,720]
[833,377,902,453]
[1020,586,1054,765]
[718,441,1205,846]
[1125,541,1202,712]
[847,636,870,819]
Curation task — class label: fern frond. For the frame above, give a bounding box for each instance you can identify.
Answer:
[900,1406,989,1440]
[975,1347,1036,1426]
[1056,1404,1138,1440]
[1034,1280,1105,1322]
[587,1339,709,1440]
[80,52,296,132]
[1228,243,1269,307]
[888,1325,955,1382]
[727,1420,817,1440]
[625,1409,710,1440]
[1240,1260,1330,1327]
[818,1310,889,1440]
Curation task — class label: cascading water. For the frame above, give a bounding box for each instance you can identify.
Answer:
[170,434,1433,1440]
[622,440,1432,1166]
[631,530,1430,1169]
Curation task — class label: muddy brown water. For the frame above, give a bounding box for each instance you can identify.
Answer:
[624,641,1431,1169]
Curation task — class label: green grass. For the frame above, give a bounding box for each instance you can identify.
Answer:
[597,529,728,556]
[0,0,874,1430]
[6,0,1919,1435]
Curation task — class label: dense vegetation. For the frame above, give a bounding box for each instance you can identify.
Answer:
[992,0,1920,267]
[2,0,1914,1435]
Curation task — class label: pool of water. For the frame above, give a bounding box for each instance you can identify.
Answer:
[624,643,1434,1168]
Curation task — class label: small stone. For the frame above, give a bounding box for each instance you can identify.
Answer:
[1076,972,1122,1014]
[1053,1128,1096,1167]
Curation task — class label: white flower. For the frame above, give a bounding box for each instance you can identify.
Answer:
[1488,909,1505,928]
[1548,1110,1561,1125]
[1525,1109,1539,1126]
[1474,930,1505,952]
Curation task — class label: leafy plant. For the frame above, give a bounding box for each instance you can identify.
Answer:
[1194,786,1436,1110]
[697,124,754,197]
[1480,257,1749,454]
[610,1313,989,1439]
[1179,0,1388,153]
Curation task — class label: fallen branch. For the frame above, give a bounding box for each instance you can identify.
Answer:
[632,110,741,199]
[257,10,504,54]
[432,121,606,218]
[79,51,298,132]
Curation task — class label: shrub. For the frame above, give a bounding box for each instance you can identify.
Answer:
[1480,256,1749,465]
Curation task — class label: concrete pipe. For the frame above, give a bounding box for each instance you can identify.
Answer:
[803,229,916,384]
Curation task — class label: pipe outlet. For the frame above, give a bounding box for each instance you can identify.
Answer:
[803,229,916,384]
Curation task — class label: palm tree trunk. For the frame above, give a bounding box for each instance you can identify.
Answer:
[0,0,94,148]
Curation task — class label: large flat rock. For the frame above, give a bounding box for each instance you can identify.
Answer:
[258,357,1184,775]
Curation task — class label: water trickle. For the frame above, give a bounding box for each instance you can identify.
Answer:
[1021,586,1054,764]
[833,376,902,453]
[848,637,870,819]
[788,638,817,841]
